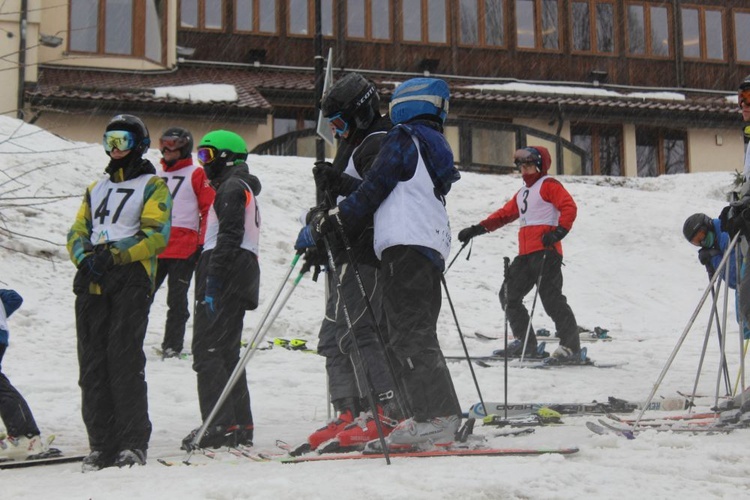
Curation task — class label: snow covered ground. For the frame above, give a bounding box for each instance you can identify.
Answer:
[1,116,749,499]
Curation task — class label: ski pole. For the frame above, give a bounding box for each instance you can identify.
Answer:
[502,256,510,420]
[635,232,739,428]
[444,240,470,274]
[734,339,749,397]
[714,263,732,402]
[321,233,392,465]
[440,274,487,418]
[520,252,547,363]
[187,253,301,458]
[686,279,723,410]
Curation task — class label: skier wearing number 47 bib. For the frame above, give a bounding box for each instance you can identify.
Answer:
[67,114,173,471]
[458,146,581,362]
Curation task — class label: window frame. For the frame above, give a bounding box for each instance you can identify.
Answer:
[732,9,750,64]
[180,0,225,32]
[68,0,167,64]
[570,123,623,176]
[400,0,449,46]
[457,0,507,48]
[233,0,279,35]
[569,0,615,55]
[681,5,725,62]
[515,0,562,53]
[635,126,689,177]
[625,1,673,59]
[346,0,392,41]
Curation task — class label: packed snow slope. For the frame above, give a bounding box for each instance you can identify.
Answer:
[1,116,749,499]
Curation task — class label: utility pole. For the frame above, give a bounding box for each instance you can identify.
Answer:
[17,0,28,120]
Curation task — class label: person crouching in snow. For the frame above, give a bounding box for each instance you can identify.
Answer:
[457,146,581,362]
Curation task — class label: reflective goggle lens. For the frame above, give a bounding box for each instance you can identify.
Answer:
[739,89,750,107]
[196,147,216,165]
[103,130,136,152]
[159,136,187,152]
[690,229,707,247]
[327,113,349,137]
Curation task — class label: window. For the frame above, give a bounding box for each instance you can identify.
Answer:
[471,127,516,168]
[571,1,614,53]
[571,124,622,175]
[627,2,671,57]
[515,0,559,50]
[289,0,310,35]
[734,11,750,63]
[347,0,390,40]
[401,0,447,44]
[235,0,277,33]
[274,117,315,138]
[459,0,505,47]
[636,127,687,177]
[180,0,223,30]
[69,0,166,63]
[681,6,724,61]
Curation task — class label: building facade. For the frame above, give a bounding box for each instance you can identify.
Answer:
[1,1,748,177]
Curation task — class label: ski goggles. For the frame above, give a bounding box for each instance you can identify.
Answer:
[196,146,217,165]
[739,89,750,107]
[513,148,542,169]
[103,130,136,152]
[159,136,188,152]
[327,112,350,137]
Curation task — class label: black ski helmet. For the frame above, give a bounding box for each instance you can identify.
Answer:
[105,114,151,156]
[740,74,750,91]
[321,73,380,135]
[160,126,193,159]
[682,213,713,243]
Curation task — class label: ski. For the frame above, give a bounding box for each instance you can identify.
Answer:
[279,446,579,463]
[467,396,690,419]
[606,412,719,425]
[0,451,86,470]
[151,346,192,360]
[588,418,735,438]
[447,350,627,369]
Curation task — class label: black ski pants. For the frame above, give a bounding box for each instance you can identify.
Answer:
[380,246,461,422]
[317,257,394,406]
[191,252,254,429]
[500,249,580,352]
[74,263,152,453]
[0,344,40,438]
[153,255,198,353]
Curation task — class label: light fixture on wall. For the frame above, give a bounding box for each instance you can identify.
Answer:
[39,34,63,48]
[176,45,196,58]
[589,69,608,86]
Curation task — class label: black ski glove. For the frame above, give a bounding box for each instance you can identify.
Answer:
[542,226,569,247]
[698,248,721,266]
[79,250,115,284]
[458,224,488,244]
[312,161,340,194]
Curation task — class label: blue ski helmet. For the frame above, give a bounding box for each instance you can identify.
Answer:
[389,78,450,125]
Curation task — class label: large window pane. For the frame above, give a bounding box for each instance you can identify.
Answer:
[600,132,621,176]
[70,0,99,52]
[236,0,252,31]
[145,0,163,62]
[628,5,645,54]
[737,13,750,62]
[516,0,535,48]
[372,0,390,39]
[541,0,558,49]
[472,128,516,167]
[596,3,613,52]
[664,133,686,174]
[348,0,365,37]
[322,0,333,36]
[428,0,447,42]
[105,0,132,55]
[650,6,669,56]
[181,0,198,28]
[402,0,422,41]
[571,128,592,175]
[485,0,504,46]
[259,0,276,32]
[705,10,723,60]
[460,0,479,45]
[681,8,700,58]
[289,0,308,34]
[204,0,223,29]
[571,2,590,52]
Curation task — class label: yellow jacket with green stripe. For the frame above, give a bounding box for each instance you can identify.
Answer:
[67,159,172,294]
